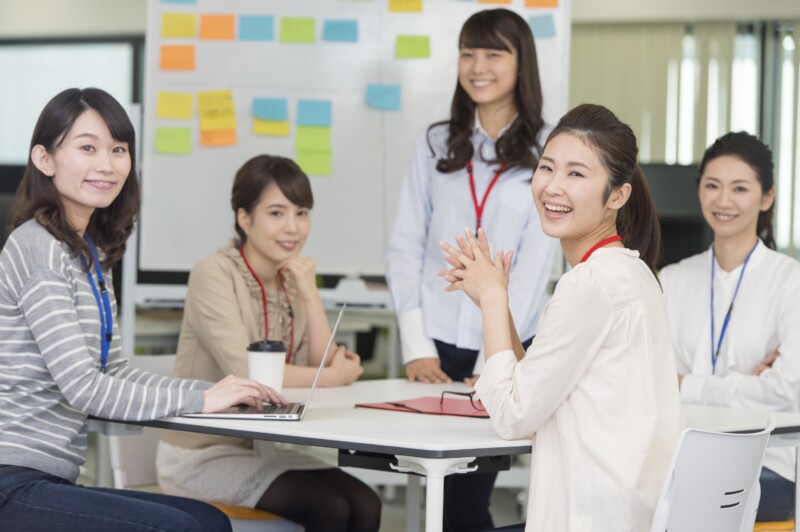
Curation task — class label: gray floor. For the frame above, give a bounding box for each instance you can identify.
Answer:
[377,486,525,532]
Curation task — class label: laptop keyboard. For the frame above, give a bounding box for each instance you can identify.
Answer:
[260,403,300,415]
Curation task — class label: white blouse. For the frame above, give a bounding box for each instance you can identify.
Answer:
[660,241,800,481]
[476,248,684,532]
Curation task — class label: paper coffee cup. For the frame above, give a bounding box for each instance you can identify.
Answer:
[247,340,286,394]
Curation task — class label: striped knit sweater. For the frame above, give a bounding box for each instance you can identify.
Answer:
[0,220,209,482]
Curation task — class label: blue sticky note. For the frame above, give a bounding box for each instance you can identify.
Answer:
[240,15,274,41]
[323,20,358,42]
[529,14,556,39]
[162,0,196,4]
[296,100,332,126]
[253,98,288,121]
[366,84,401,111]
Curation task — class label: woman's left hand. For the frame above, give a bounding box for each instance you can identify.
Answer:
[439,228,512,308]
[280,255,318,301]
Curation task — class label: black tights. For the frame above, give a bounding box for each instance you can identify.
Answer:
[257,468,381,532]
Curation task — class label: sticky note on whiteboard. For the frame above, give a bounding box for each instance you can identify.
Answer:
[395,35,430,58]
[239,15,274,41]
[529,14,556,39]
[200,14,236,40]
[366,84,401,111]
[280,17,315,43]
[296,100,332,127]
[526,0,558,7]
[323,20,358,42]
[253,97,288,121]
[296,150,332,176]
[160,45,195,70]
[157,92,193,119]
[161,13,197,38]
[155,127,191,154]
[389,0,422,12]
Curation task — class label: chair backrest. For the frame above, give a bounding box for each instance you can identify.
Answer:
[650,417,775,532]
[108,354,177,489]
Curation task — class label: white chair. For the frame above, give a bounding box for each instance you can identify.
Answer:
[650,417,776,532]
[108,354,302,532]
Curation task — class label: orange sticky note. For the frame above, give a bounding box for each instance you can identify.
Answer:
[526,0,558,6]
[200,129,237,147]
[160,45,195,71]
[200,14,236,40]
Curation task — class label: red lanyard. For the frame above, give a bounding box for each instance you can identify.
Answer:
[580,235,622,263]
[467,160,506,235]
[239,247,294,363]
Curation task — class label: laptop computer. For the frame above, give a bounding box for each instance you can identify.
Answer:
[182,303,347,421]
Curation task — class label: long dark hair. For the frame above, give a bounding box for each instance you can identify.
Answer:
[428,8,545,173]
[231,154,314,246]
[12,87,140,271]
[547,103,661,274]
[698,131,776,250]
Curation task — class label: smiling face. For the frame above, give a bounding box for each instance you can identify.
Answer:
[31,108,131,232]
[458,43,518,111]
[698,154,775,244]
[238,183,311,277]
[532,133,630,264]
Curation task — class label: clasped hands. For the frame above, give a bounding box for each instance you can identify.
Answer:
[438,227,513,308]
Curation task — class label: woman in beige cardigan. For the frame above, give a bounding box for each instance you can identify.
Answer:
[156,155,380,532]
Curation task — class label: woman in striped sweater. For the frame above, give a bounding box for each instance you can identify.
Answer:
[0,88,283,531]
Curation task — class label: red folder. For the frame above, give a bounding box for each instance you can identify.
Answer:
[355,396,489,418]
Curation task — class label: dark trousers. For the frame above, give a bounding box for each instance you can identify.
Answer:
[757,467,795,522]
[435,338,533,532]
[0,465,232,532]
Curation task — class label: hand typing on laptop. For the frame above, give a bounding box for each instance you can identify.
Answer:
[202,375,287,414]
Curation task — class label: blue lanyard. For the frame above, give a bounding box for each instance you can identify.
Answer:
[710,240,759,374]
[80,234,113,373]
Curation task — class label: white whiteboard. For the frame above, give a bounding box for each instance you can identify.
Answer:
[141,0,571,274]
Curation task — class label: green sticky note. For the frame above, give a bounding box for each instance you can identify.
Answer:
[155,127,191,154]
[296,149,332,175]
[280,17,315,43]
[295,126,331,151]
[396,35,430,58]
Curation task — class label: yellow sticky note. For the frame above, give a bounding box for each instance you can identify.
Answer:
[197,89,235,120]
[253,118,290,136]
[280,17,315,44]
[395,35,430,58]
[200,14,236,40]
[161,13,197,38]
[526,0,558,6]
[200,129,237,147]
[295,126,331,151]
[389,0,422,12]
[156,92,193,120]
[155,127,191,154]
[296,149,332,176]
[160,45,196,71]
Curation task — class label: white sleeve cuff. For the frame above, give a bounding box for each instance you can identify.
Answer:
[398,308,439,365]
[679,374,704,404]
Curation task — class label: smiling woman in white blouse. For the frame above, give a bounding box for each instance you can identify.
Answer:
[659,131,800,523]
[439,103,684,532]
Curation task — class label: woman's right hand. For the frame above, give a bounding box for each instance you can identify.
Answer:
[327,345,363,385]
[202,375,287,413]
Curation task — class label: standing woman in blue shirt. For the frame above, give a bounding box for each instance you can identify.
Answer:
[386,8,558,532]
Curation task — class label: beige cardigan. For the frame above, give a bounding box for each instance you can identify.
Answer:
[163,242,309,449]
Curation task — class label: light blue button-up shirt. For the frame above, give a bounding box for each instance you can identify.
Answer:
[387,120,559,365]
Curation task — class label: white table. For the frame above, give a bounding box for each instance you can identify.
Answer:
[106,381,800,532]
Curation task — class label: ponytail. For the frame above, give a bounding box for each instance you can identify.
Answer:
[758,210,777,250]
[616,165,661,275]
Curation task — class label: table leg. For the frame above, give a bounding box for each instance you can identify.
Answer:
[391,455,477,532]
[406,474,421,532]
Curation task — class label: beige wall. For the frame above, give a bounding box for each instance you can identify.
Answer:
[573,0,800,22]
[0,0,146,38]
[2,0,800,39]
